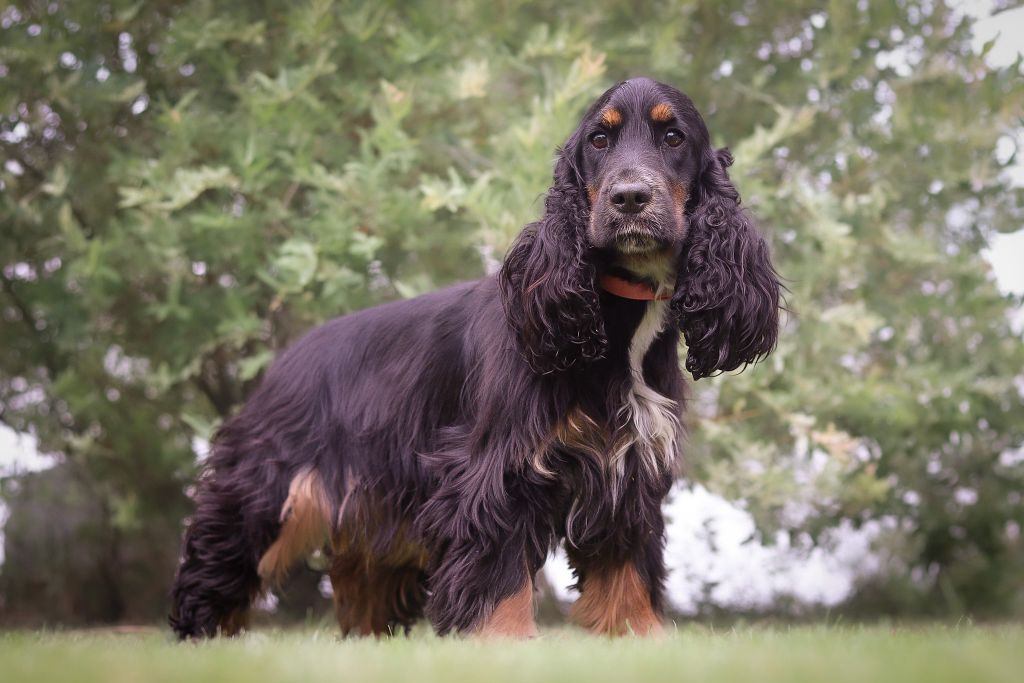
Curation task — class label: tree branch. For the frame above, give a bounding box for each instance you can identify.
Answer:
[0,271,64,374]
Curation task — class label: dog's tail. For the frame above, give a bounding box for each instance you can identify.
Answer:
[169,413,329,639]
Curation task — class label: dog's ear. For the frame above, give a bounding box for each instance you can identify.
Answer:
[499,129,606,374]
[674,147,781,380]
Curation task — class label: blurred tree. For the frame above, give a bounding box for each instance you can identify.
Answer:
[0,461,179,625]
[1,0,1022,623]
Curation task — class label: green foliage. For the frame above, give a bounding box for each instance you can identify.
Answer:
[1,0,1022,620]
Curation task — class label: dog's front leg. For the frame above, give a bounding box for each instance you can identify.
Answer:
[429,536,540,639]
[570,559,665,637]
[566,470,670,637]
[417,447,555,638]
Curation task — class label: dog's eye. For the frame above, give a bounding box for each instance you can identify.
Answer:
[590,132,608,149]
[664,129,685,147]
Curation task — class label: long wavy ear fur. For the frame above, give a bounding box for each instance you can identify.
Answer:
[674,148,781,380]
[499,134,606,374]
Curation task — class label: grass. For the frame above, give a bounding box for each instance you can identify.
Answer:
[2,624,1023,683]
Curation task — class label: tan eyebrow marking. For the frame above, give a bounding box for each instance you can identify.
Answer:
[650,102,673,122]
[600,107,622,127]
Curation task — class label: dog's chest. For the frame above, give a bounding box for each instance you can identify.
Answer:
[555,299,680,545]
[627,299,669,383]
[612,300,679,482]
[540,300,680,486]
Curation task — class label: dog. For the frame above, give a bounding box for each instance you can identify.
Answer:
[170,77,781,639]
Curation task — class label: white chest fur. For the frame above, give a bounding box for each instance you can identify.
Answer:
[609,299,680,500]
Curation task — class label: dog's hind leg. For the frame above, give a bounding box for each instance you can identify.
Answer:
[256,468,333,584]
[329,554,427,637]
[170,449,330,639]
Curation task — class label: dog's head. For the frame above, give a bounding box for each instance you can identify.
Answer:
[500,78,781,379]
[579,78,704,259]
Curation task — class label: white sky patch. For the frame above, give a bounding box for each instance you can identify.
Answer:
[957,1,1024,311]
[986,230,1024,297]
[0,502,7,566]
[954,0,1024,68]
[0,428,52,566]
[0,428,49,477]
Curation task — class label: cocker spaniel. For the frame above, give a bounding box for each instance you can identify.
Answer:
[170,77,781,639]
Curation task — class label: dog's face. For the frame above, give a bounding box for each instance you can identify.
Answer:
[579,78,707,258]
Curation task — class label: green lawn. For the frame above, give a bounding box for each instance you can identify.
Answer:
[2,624,1022,683]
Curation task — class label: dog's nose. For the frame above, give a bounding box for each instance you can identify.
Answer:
[609,182,652,214]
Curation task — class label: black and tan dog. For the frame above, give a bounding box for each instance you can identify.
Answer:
[170,77,781,639]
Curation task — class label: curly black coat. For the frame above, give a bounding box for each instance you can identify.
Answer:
[170,77,781,639]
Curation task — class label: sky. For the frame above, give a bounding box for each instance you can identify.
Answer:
[1,0,1023,609]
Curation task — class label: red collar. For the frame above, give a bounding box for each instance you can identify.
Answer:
[599,273,672,301]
